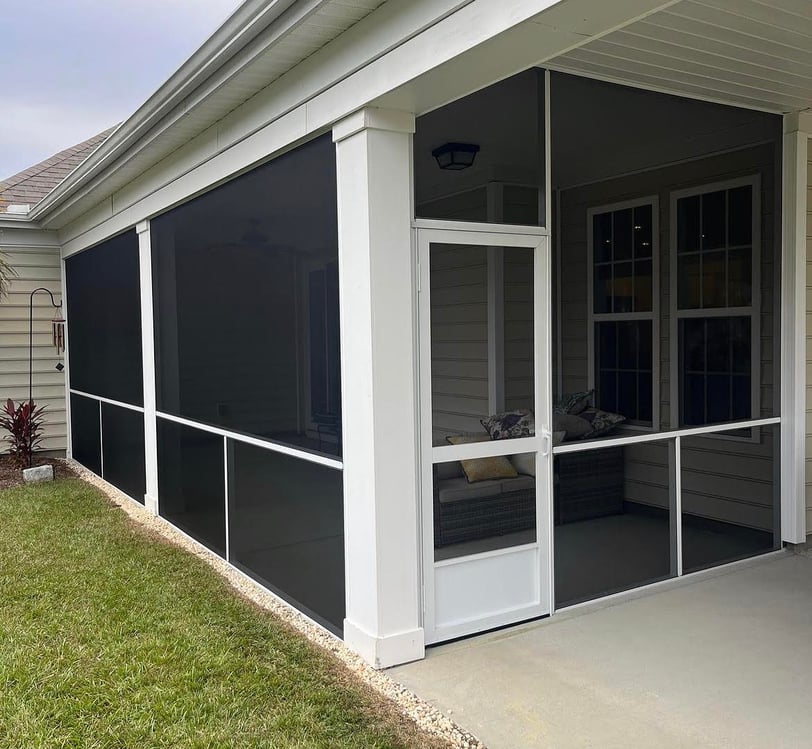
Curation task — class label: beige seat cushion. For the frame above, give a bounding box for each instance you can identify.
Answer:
[446,434,518,483]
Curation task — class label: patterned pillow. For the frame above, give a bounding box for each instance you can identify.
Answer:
[446,434,518,483]
[579,408,625,438]
[553,390,594,416]
[480,410,535,440]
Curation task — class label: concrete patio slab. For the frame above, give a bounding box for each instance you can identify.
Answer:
[390,552,812,748]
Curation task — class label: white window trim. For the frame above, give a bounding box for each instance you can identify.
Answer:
[587,195,660,431]
[668,175,761,439]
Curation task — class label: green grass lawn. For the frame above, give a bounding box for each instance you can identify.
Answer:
[0,477,446,749]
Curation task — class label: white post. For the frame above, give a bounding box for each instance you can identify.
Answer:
[137,220,159,515]
[780,114,810,544]
[333,107,424,668]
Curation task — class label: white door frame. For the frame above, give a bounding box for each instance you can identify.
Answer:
[415,220,553,643]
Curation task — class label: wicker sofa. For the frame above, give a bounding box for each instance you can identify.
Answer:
[433,446,624,548]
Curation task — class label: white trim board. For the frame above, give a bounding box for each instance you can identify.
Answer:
[54,0,677,254]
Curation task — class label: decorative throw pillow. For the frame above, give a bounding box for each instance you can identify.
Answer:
[480,409,535,440]
[447,434,518,483]
[509,453,535,477]
[553,390,594,416]
[552,413,593,440]
[579,408,626,438]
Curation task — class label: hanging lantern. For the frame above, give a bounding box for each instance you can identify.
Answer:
[51,307,65,355]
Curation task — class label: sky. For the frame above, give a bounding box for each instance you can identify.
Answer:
[0,0,242,180]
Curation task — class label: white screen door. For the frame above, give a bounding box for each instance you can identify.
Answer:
[418,224,553,644]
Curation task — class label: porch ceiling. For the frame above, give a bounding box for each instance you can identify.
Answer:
[548,0,812,114]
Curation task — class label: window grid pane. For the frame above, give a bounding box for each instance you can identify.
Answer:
[595,320,653,424]
[676,186,752,311]
[680,317,751,427]
[593,204,653,315]
[592,202,655,427]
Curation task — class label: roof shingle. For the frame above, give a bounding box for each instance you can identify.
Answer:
[0,127,116,213]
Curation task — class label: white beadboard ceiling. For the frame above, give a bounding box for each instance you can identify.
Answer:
[548,0,812,114]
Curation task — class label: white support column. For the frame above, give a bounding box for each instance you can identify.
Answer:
[137,220,159,515]
[780,114,810,544]
[333,107,424,668]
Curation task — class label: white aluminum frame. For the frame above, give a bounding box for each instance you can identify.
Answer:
[553,416,780,455]
[154,411,343,471]
[586,195,660,430]
[69,389,145,414]
[416,224,553,644]
[669,175,762,436]
[552,415,781,601]
[66,388,148,509]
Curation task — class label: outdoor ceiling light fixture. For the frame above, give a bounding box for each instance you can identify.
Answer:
[432,142,480,170]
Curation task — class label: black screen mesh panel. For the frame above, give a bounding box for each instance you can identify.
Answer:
[151,134,340,458]
[65,231,143,406]
[70,393,101,475]
[227,440,344,634]
[157,419,225,556]
[101,403,146,504]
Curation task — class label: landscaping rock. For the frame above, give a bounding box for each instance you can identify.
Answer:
[68,458,487,749]
[23,464,54,484]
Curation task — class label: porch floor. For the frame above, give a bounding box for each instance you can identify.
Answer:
[389,550,812,749]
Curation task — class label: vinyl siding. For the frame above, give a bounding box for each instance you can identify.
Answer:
[430,243,489,438]
[559,143,779,530]
[503,248,534,412]
[0,227,65,452]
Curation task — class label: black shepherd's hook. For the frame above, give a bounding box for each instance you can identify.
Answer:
[28,287,62,467]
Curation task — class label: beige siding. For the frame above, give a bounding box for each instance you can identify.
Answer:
[559,143,779,530]
[0,227,65,452]
[503,248,534,412]
[805,139,812,538]
[430,243,489,438]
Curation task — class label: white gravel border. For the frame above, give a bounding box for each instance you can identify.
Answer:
[64,460,486,749]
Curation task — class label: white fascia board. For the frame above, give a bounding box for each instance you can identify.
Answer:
[45,0,472,232]
[30,0,323,223]
[0,215,51,233]
[57,0,677,252]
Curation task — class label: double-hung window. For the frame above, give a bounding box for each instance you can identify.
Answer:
[588,198,658,427]
[671,177,759,427]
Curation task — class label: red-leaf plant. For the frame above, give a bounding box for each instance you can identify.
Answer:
[0,399,47,468]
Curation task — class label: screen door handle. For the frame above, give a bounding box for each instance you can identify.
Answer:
[540,429,552,457]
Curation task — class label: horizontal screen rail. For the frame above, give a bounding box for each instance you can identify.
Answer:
[412,218,550,237]
[432,435,539,463]
[156,411,343,470]
[69,389,145,413]
[553,417,781,455]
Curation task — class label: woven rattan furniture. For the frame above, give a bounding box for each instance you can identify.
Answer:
[433,446,625,548]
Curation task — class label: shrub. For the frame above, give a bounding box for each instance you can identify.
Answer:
[0,252,16,300]
[0,399,47,468]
